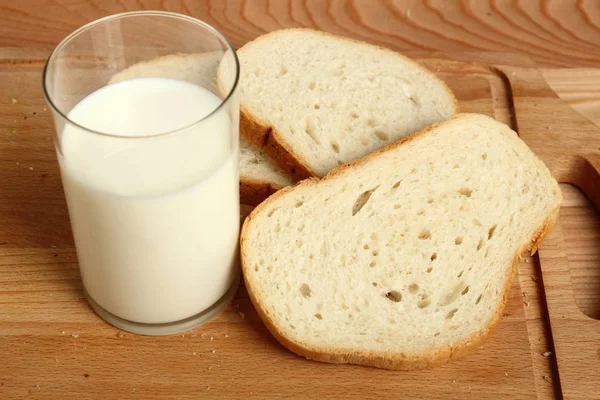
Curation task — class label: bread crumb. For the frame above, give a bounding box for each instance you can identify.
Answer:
[210,336,214,340]
[504,372,509,377]
[406,9,411,18]
[224,334,229,338]
[29,167,34,171]
[11,98,17,104]
[525,258,529,263]
[238,311,246,319]
[190,333,198,338]
[71,334,79,338]
[542,351,552,357]
[524,301,530,307]
[181,334,185,338]
[208,366,213,370]
[193,352,197,356]
[206,386,210,391]
[543,375,551,382]
[531,276,537,282]
[35,384,40,390]
[522,291,528,298]
[452,380,456,383]
[117,331,125,338]
[61,331,65,335]
[201,333,207,339]
[211,350,216,354]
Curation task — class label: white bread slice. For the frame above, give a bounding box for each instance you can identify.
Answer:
[241,114,562,370]
[219,29,459,179]
[109,53,292,206]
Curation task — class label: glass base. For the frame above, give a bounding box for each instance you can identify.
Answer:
[85,273,241,336]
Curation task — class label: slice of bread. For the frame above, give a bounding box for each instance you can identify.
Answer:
[240,138,293,205]
[220,28,459,179]
[241,114,562,370]
[109,53,292,205]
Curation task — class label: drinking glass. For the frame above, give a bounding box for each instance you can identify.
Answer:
[43,11,241,335]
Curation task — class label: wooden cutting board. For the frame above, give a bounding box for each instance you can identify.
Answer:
[0,49,598,400]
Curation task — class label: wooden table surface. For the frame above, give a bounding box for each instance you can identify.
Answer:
[1,1,599,399]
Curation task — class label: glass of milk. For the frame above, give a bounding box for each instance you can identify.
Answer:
[42,12,241,335]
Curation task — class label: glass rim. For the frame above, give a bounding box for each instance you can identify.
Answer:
[42,10,240,140]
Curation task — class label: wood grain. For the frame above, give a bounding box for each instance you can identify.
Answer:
[0,0,600,68]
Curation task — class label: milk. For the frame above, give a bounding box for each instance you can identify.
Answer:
[58,78,239,324]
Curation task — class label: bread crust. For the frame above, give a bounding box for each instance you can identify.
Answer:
[240,113,562,370]
[239,178,283,207]
[234,28,460,179]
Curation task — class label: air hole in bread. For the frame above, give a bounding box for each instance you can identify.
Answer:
[300,284,311,298]
[446,308,458,319]
[434,332,440,337]
[408,284,419,294]
[308,254,314,260]
[350,111,359,119]
[295,200,304,208]
[352,186,379,216]
[461,286,470,295]
[372,250,379,257]
[372,282,379,287]
[276,65,287,78]
[458,188,472,197]
[254,265,258,272]
[290,324,296,329]
[314,103,320,110]
[473,219,482,227]
[391,180,402,190]
[369,261,376,267]
[417,209,425,216]
[418,298,431,308]
[440,283,466,306]
[426,267,433,273]
[274,224,281,233]
[418,229,431,240]
[427,198,434,204]
[482,153,488,160]
[488,224,497,240]
[393,204,401,209]
[477,238,484,251]
[476,294,483,305]
[485,248,491,258]
[367,118,377,127]
[331,142,340,153]
[455,236,463,245]
[374,130,389,141]
[363,244,370,250]
[522,183,530,194]
[409,96,420,106]
[267,265,272,272]
[267,208,277,217]
[385,291,402,302]
[314,313,323,320]
[308,80,315,90]
[305,118,319,144]
[296,239,303,248]
[453,163,460,169]
[430,252,438,261]
[457,270,464,278]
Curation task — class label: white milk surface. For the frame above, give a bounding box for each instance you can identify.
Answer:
[59,78,239,324]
